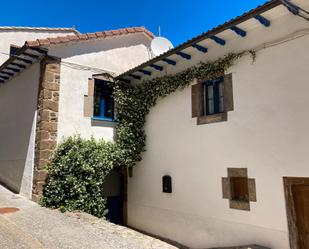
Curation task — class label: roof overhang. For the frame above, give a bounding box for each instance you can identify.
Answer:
[0,45,47,84]
[0,26,153,85]
[115,0,303,83]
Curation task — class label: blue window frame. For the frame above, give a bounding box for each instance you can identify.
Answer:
[203,76,224,115]
[93,79,114,121]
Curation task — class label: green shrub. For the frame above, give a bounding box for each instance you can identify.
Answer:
[41,52,252,218]
[41,136,115,218]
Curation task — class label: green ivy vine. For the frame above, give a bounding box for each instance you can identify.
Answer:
[42,51,251,217]
[113,51,248,168]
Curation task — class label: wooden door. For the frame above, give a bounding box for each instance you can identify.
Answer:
[284,177,309,249]
[292,184,309,249]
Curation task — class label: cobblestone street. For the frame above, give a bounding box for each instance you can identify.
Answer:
[0,186,177,249]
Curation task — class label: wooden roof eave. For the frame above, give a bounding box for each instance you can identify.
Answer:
[115,0,282,82]
[0,45,48,84]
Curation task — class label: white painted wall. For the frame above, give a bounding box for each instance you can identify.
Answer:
[0,63,40,198]
[48,33,152,143]
[127,8,309,249]
[0,30,151,199]
[0,29,76,64]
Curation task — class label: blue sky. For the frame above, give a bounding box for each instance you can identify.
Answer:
[1,0,266,46]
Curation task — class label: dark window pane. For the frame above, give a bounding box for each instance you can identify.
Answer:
[203,77,224,115]
[93,80,114,120]
[230,177,249,202]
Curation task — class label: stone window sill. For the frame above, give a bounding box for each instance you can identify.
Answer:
[197,112,227,125]
[91,117,118,127]
[229,199,250,211]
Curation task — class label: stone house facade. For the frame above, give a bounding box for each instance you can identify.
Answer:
[1,0,309,248]
[0,26,153,199]
[117,1,309,248]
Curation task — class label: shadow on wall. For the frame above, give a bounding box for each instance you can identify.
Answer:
[0,64,40,197]
[0,112,37,196]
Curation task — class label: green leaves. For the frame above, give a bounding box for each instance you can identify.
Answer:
[42,52,250,219]
[41,136,113,218]
[113,52,247,169]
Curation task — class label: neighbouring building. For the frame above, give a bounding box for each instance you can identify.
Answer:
[0,26,153,200]
[0,26,78,64]
[0,0,309,248]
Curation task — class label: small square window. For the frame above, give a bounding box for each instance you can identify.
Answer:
[93,79,114,121]
[230,177,249,202]
[191,74,233,125]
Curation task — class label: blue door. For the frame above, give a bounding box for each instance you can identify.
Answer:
[102,169,123,225]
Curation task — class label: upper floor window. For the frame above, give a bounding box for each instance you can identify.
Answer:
[93,79,114,121]
[203,76,224,115]
[191,74,233,125]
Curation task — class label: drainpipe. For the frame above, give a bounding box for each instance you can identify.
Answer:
[280,0,309,21]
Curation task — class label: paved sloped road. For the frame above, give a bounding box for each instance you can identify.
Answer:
[0,186,177,249]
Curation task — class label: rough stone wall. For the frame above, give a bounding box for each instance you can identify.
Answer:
[32,57,60,202]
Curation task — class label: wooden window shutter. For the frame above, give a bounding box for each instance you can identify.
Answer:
[191,83,203,118]
[223,73,234,112]
[84,78,95,117]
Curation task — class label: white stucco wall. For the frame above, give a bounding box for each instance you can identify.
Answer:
[48,33,152,143]
[0,63,40,198]
[0,29,76,64]
[0,30,151,198]
[127,9,309,249]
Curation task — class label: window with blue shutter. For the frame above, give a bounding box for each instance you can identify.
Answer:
[191,74,233,125]
[93,79,114,121]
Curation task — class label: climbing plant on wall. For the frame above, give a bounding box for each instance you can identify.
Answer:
[42,51,254,217]
[112,51,254,168]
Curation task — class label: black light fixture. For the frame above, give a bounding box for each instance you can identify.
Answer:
[162,175,172,193]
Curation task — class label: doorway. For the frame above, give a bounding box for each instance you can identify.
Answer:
[284,177,309,249]
[102,168,127,225]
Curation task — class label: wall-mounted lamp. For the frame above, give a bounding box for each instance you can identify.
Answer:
[162,175,172,193]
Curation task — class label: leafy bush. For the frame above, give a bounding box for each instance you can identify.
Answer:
[41,136,115,218]
[42,52,252,218]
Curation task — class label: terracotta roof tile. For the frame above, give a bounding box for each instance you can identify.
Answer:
[26,40,40,47]
[67,35,79,41]
[48,37,61,44]
[134,27,144,32]
[104,31,113,36]
[77,34,88,40]
[59,36,71,43]
[126,28,135,33]
[95,32,105,38]
[144,30,154,38]
[37,39,50,46]
[111,29,120,35]
[87,33,97,39]
[24,26,153,48]
[119,29,128,35]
